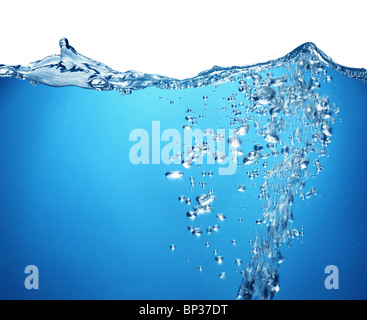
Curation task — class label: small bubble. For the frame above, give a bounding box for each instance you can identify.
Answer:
[215,256,224,264]
[265,133,279,143]
[170,244,176,251]
[204,129,215,136]
[256,219,262,225]
[253,86,275,104]
[237,185,246,192]
[186,211,196,220]
[165,171,184,180]
[213,152,226,163]
[183,124,192,130]
[234,124,250,136]
[214,134,225,142]
[182,158,192,169]
[218,272,226,279]
[228,136,242,148]
[254,144,263,151]
[192,228,203,237]
[216,213,226,221]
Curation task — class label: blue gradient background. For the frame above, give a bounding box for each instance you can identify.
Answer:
[0,66,366,299]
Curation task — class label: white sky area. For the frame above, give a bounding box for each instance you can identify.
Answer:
[0,0,366,79]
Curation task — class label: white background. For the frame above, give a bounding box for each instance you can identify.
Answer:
[0,0,366,79]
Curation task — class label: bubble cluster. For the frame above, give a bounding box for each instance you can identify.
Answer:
[167,47,342,300]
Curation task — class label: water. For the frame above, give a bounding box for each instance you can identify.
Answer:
[0,39,367,299]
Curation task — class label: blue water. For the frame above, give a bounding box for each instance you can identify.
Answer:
[0,40,366,299]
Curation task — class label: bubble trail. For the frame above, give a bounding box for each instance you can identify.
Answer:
[237,50,341,300]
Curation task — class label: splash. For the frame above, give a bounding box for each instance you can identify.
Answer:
[0,39,365,300]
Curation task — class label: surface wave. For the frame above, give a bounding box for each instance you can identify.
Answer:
[0,38,366,92]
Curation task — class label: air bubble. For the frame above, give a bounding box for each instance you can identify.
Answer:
[213,152,226,163]
[216,213,226,221]
[165,171,184,180]
[265,133,279,143]
[186,211,196,220]
[234,124,250,136]
[215,256,224,264]
[237,185,246,192]
[243,150,261,165]
[192,228,203,237]
[253,86,275,105]
[228,136,242,148]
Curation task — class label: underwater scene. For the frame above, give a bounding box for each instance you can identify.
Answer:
[0,39,366,300]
